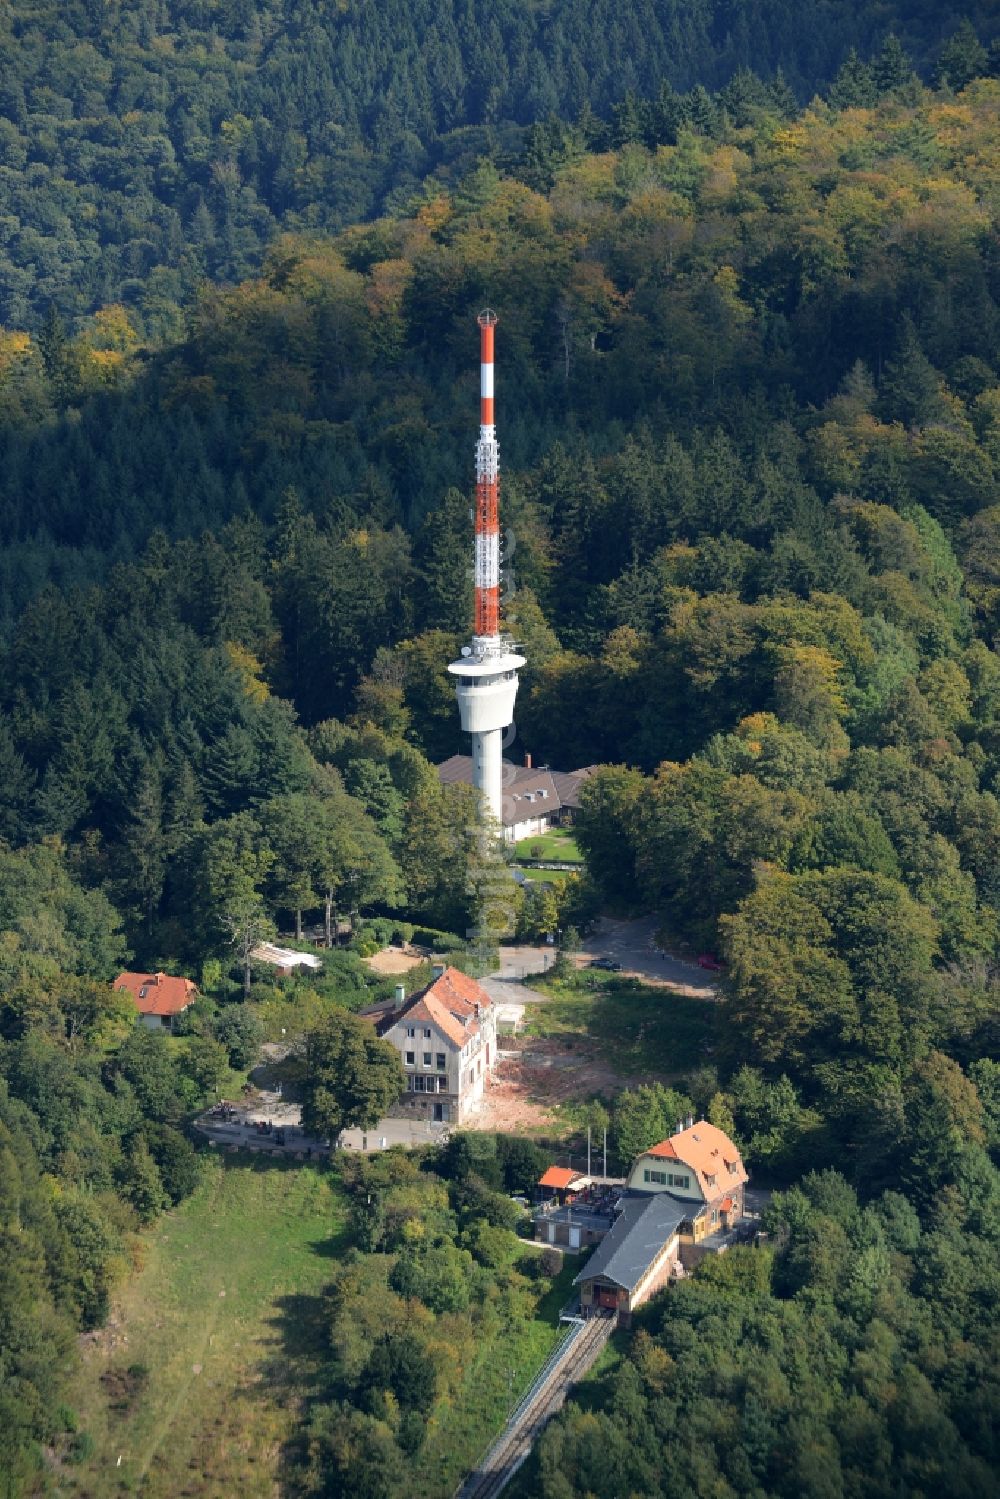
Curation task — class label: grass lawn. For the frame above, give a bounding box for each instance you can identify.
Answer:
[59,1154,346,1499]
[527,971,716,1078]
[57,1153,584,1499]
[515,829,583,864]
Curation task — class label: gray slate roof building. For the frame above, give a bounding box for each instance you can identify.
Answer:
[573,1192,690,1292]
[436,755,596,829]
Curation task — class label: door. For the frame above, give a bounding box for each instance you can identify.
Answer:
[433,1103,444,1122]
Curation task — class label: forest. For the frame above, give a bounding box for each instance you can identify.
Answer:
[1,3,999,327]
[2,15,1000,1499]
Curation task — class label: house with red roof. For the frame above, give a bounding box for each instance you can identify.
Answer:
[114,971,198,1032]
[626,1119,748,1239]
[532,1121,750,1324]
[369,965,497,1124]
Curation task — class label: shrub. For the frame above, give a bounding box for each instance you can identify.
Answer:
[541,1247,564,1276]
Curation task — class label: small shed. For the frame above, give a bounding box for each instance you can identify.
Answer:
[537,1165,591,1203]
[251,943,324,977]
[495,1000,525,1035]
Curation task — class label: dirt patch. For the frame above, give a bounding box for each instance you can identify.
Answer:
[470,1035,644,1132]
[364,947,426,976]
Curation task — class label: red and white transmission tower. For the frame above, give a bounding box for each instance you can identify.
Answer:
[448,311,524,828]
[474,310,500,638]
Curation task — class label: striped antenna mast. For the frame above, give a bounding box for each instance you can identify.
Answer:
[475,309,500,640]
[447,308,524,830]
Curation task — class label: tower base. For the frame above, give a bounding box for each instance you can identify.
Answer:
[472,727,504,827]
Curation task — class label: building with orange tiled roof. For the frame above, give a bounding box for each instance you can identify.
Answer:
[626,1119,747,1239]
[114,971,198,1032]
[538,1166,586,1192]
[370,965,497,1125]
[570,1121,750,1325]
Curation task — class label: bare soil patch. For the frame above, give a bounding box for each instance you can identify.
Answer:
[364,947,426,976]
[472,1035,647,1133]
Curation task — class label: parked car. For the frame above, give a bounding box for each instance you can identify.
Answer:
[589,957,622,971]
[697,953,724,972]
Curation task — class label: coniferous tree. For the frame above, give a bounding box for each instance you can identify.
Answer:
[934,21,989,91]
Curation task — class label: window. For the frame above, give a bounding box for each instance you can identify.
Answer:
[646,1169,667,1186]
[405,1051,414,1065]
[436,1054,446,1070]
[405,1026,415,1038]
[666,1173,691,1189]
[711,1209,718,1224]
[413,1076,426,1092]
[423,1028,431,1038]
[423,1052,431,1066]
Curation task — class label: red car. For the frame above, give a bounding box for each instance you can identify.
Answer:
[697,953,724,972]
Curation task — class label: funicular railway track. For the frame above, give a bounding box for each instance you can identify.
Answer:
[456,1311,615,1499]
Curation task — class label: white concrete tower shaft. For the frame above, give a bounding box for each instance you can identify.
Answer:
[448,311,524,828]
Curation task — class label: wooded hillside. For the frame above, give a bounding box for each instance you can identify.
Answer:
[3,51,1000,1499]
[1,2,998,324]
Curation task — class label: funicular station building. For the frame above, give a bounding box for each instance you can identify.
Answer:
[534,1120,749,1326]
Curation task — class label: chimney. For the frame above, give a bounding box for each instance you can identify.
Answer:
[686,1114,694,1129]
[525,752,532,769]
[394,984,406,1009]
[676,1119,683,1137]
[431,963,446,980]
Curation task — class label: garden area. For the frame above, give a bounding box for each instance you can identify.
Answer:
[515,829,584,864]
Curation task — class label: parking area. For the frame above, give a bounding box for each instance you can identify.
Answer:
[195,1091,449,1155]
[494,917,718,998]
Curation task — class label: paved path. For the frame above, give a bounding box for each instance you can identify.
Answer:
[493,917,717,998]
[195,1092,448,1155]
[479,973,550,1007]
[582,915,718,995]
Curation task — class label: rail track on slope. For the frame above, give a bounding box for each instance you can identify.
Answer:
[456,1311,615,1499]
